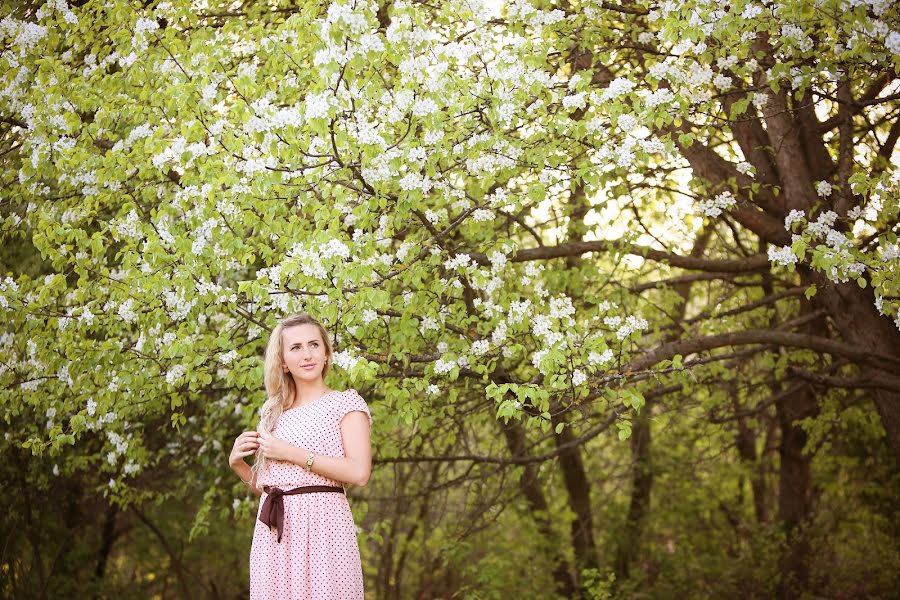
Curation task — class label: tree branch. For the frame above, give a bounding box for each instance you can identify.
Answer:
[471,241,772,273]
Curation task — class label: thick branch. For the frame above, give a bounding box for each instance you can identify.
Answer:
[623,329,900,375]
[471,241,771,273]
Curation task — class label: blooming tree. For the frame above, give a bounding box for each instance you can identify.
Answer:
[1,0,899,596]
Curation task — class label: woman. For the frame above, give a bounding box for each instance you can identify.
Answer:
[229,313,372,599]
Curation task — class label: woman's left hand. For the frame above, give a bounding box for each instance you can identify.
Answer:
[257,430,298,463]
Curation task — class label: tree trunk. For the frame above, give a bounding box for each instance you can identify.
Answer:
[499,419,576,597]
[94,503,118,580]
[734,397,769,524]
[549,414,600,591]
[810,270,900,461]
[613,406,652,581]
[775,303,823,599]
[775,381,817,599]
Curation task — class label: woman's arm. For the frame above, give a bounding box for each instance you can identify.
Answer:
[257,411,372,486]
[231,460,263,497]
[229,431,263,496]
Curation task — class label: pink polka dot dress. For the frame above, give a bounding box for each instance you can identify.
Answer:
[250,389,372,600]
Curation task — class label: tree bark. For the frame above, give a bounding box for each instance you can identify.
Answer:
[775,380,817,599]
[549,413,600,590]
[734,395,769,524]
[809,271,900,461]
[498,420,577,596]
[612,407,652,581]
[94,504,118,581]
[774,296,823,599]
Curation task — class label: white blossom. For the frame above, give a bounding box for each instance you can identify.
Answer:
[816,181,833,197]
[752,92,768,108]
[784,209,805,230]
[531,349,548,371]
[412,98,439,116]
[572,369,587,386]
[768,245,799,266]
[491,321,507,344]
[742,4,763,18]
[444,253,472,271]
[471,339,490,356]
[305,91,333,120]
[697,191,737,217]
[117,299,137,323]
[508,300,533,325]
[549,295,575,320]
[588,348,614,367]
[433,358,455,374]
[617,113,638,132]
[880,243,899,261]
[134,16,159,36]
[713,73,732,91]
[615,315,648,340]
[332,349,360,370]
[166,364,186,384]
[562,92,586,111]
[218,350,238,365]
[886,31,900,55]
[601,77,635,101]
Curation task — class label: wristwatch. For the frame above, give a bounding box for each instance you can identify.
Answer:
[305,451,315,471]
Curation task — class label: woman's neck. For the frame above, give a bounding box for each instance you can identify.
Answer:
[287,381,331,407]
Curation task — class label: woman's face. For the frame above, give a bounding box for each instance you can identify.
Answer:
[281,323,329,384]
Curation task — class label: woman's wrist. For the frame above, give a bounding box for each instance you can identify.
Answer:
[288,445,309,468]
[231,460,251,479]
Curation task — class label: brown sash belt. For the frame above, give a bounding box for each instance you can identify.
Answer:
[260,485,345,543]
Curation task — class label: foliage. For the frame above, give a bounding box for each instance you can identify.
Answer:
[1,0,899,597]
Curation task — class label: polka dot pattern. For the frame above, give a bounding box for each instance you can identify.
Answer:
[250,389,372,599]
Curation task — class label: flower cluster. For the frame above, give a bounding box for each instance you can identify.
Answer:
[806,210,838,237]
[588,348,614,367]
[605,315,649,340]
[332,349,360,370]
[696,191,737,217]
[815,181,833,197]
[305,91,334,120]
[768,245,799,267]
[444,253,473,271]
[784,209,805,230]
[163,288,196,321]
[166,363,186,385]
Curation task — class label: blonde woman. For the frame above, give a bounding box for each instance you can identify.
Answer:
[228,313,372,599]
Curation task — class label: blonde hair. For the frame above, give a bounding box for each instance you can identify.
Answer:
[251,313,334,478]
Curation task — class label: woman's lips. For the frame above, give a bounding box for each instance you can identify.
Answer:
[301,364,316,369]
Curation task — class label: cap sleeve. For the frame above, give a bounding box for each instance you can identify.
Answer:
[336,389,372,427]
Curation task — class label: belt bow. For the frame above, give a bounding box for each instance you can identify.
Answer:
[259,485,345,543]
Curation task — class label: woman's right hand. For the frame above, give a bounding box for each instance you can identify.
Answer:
[229,431,260,468]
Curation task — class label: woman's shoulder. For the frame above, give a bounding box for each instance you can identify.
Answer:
[329,388,366,403]
[332,388,371,427]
